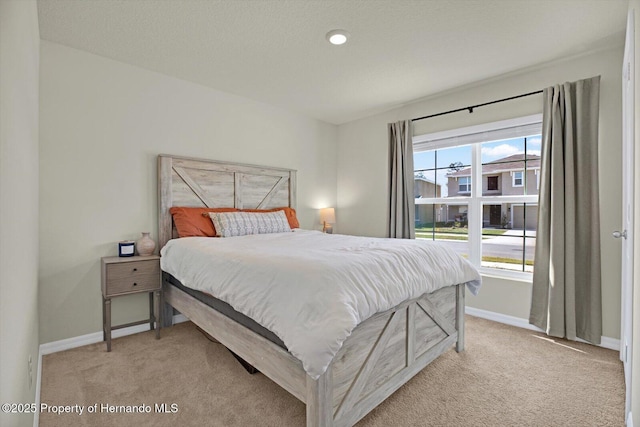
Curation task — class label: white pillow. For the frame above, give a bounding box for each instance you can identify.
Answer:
[208,210,292,237]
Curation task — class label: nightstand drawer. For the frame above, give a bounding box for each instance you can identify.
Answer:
[105,260,160,296]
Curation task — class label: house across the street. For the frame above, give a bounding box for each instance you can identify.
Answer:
[416,153,540,229]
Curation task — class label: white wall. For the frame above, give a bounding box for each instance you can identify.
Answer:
[39,41,338,343]
[337,46,623,340]
[0,1,40,426]
[629,1,640,424]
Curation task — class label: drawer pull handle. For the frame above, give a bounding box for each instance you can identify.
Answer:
[133,282,137,286]
[133,268,138,272]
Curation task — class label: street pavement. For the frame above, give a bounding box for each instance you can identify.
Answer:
[426,229,536,262]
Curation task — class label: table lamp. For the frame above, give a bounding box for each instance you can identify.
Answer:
[320,208,336,234]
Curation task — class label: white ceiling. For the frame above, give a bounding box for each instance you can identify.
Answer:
[37,0,629,125]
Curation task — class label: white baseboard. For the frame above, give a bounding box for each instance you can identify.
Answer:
[600,336,622,352]
[627,411,633,427]
[34,313,188,427]
[465,306,620,351]
[173,313,189,324]
[39,314,188,355]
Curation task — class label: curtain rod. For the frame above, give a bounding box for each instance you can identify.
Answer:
[411,89,544,122]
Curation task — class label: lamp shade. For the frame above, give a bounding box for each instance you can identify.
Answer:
[319,208,336,224]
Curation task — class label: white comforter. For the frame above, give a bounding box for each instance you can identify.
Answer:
[161,230,481,379]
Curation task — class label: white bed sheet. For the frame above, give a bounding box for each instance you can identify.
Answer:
[161,230,481,379]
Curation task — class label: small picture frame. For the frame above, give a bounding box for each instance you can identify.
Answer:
[118,241,135,257]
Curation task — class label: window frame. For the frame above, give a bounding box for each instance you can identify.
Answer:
[458,176,471,193]
[413,114,542,281]
[512,171,524,187]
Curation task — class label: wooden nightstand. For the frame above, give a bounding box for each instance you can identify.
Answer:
[101,255,161,351]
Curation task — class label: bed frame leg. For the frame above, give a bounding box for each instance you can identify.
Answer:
[162,302,175,328]
[161,278,175,328]
[456,284,465,353]
[306,366,333,427]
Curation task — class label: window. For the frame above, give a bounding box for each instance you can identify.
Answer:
[487,176,499,191]
[458,177,471,193]
[512,171,524,187]
[413,114,542,278]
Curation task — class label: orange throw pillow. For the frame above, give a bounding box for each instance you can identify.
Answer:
[241,207,300,229]
[169,207,239,237]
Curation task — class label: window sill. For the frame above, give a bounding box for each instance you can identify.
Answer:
[478,267,533,283]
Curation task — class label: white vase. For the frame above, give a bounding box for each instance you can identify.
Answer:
[136,232,156,256]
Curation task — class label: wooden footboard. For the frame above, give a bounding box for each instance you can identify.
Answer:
[163,279,465,427]
[309,284,463,427]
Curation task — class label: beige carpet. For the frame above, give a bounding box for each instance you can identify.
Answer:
[40,316,624,426]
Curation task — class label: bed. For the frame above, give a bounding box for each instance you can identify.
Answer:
[157,154,480,427]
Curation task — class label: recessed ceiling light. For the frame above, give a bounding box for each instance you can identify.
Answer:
[326,29,350,46]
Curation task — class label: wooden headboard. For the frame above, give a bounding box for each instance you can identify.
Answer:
[157,154,297,249]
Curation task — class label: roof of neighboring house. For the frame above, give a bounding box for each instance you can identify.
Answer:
[447,153,541,177]
[414,176,440,186]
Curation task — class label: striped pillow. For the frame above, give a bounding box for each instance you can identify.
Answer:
[208,210,292,237]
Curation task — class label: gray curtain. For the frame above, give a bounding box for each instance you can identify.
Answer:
[529,75,602,344]
[388,120,415,239]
